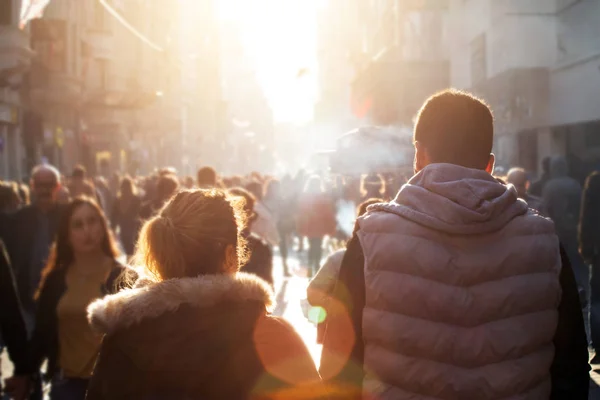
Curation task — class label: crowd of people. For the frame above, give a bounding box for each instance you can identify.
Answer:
[0,88,597,399]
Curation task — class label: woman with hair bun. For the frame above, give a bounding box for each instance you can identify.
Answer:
[86,189,322,400]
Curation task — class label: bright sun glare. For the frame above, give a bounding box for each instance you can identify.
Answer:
[212,0,320,124]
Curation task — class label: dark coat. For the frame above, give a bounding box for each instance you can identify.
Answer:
[0,239,29,375]
[4,204,64,309]
[28,262,130,379]
[579,171,600,264]
[86,272,323,400]
[111,195,142,256]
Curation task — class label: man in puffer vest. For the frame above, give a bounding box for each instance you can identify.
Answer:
[320,89,590,400]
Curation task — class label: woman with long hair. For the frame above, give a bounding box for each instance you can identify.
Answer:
[297,176,336,278]
[28,197,129,400]
[111,177,142,257]
[86,189,321,399]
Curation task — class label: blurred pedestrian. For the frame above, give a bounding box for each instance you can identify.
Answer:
[506,167,544,212]
[182,175,195,189]
[276,175,297,276]
[307,198,383,344]
[29,197,128,400]
[139,174,179,220]
[297,176,336,277]
[0,239,31,400]
[230,187,274,286]
[86,189,321,399]
[321,90,589,399]
[0,181,21,213]
[579,171,600,363]
[529,156,551,197]
[360,173,385,202]
[111,177,142,257]
[6,165,64,318]
[543,156,586,295]
[246,180,280,247]
[197,166,219,189]
[69,165,102,207]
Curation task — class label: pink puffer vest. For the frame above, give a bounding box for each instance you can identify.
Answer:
[357,164,561,400]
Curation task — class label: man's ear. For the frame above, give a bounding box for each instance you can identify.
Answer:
[485,154,496,174]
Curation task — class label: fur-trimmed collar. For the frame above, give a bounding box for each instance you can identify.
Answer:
[87,272,274,335]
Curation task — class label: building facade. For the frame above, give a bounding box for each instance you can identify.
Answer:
[313,0,360,147]
[0,0,184,179]
[350,0,450,127]
[0,0,35,180]
[449,0,600,178]
[219,22,274,174]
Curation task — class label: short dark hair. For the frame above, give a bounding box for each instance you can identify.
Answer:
[197,166,217,188]
[156,175,179,202]
[245,181,264,202]
[72,165,87,179]
[414,89,494,169]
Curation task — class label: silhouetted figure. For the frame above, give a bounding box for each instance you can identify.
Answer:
[87,190,321,399]
[322,90,589,399]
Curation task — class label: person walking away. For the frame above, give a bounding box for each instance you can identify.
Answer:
[307,198,383,344]
[360,173,386,202]
[246,181,281,247]
[529,156,552,197]
[111,177,142,257]
[5,165,65,327]
[543,157,586,299]
[320,90,589,399]
[229,187,274,286]
[506,167,544,213]
[28,197,129,400]
[0,182,21,213]
[297,176,336,278]
[275,175,297,276]
[139,174,179,220]
[579,171,600,364]
[68,166,103,208]
[196,166,219,189]
[0,239,32,400]
[86,189,323,399]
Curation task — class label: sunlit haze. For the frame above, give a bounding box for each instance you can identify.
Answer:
[216,0,320,124]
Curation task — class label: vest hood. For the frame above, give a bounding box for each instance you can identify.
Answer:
[371,163,529,235]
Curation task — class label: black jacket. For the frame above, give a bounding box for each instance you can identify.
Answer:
[321,232,590,400]
[0,239,29,375]
[28,262,130,379]
[4,204,64,309]
[579,171,600,264]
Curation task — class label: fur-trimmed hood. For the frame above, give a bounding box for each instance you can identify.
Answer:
[88,272,274,335]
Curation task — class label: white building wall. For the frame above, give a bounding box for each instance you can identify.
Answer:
[488,15,557,77]
[548,0,600,126]
[448,0,492,89]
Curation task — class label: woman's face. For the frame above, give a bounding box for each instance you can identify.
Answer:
[69,204,105,254]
